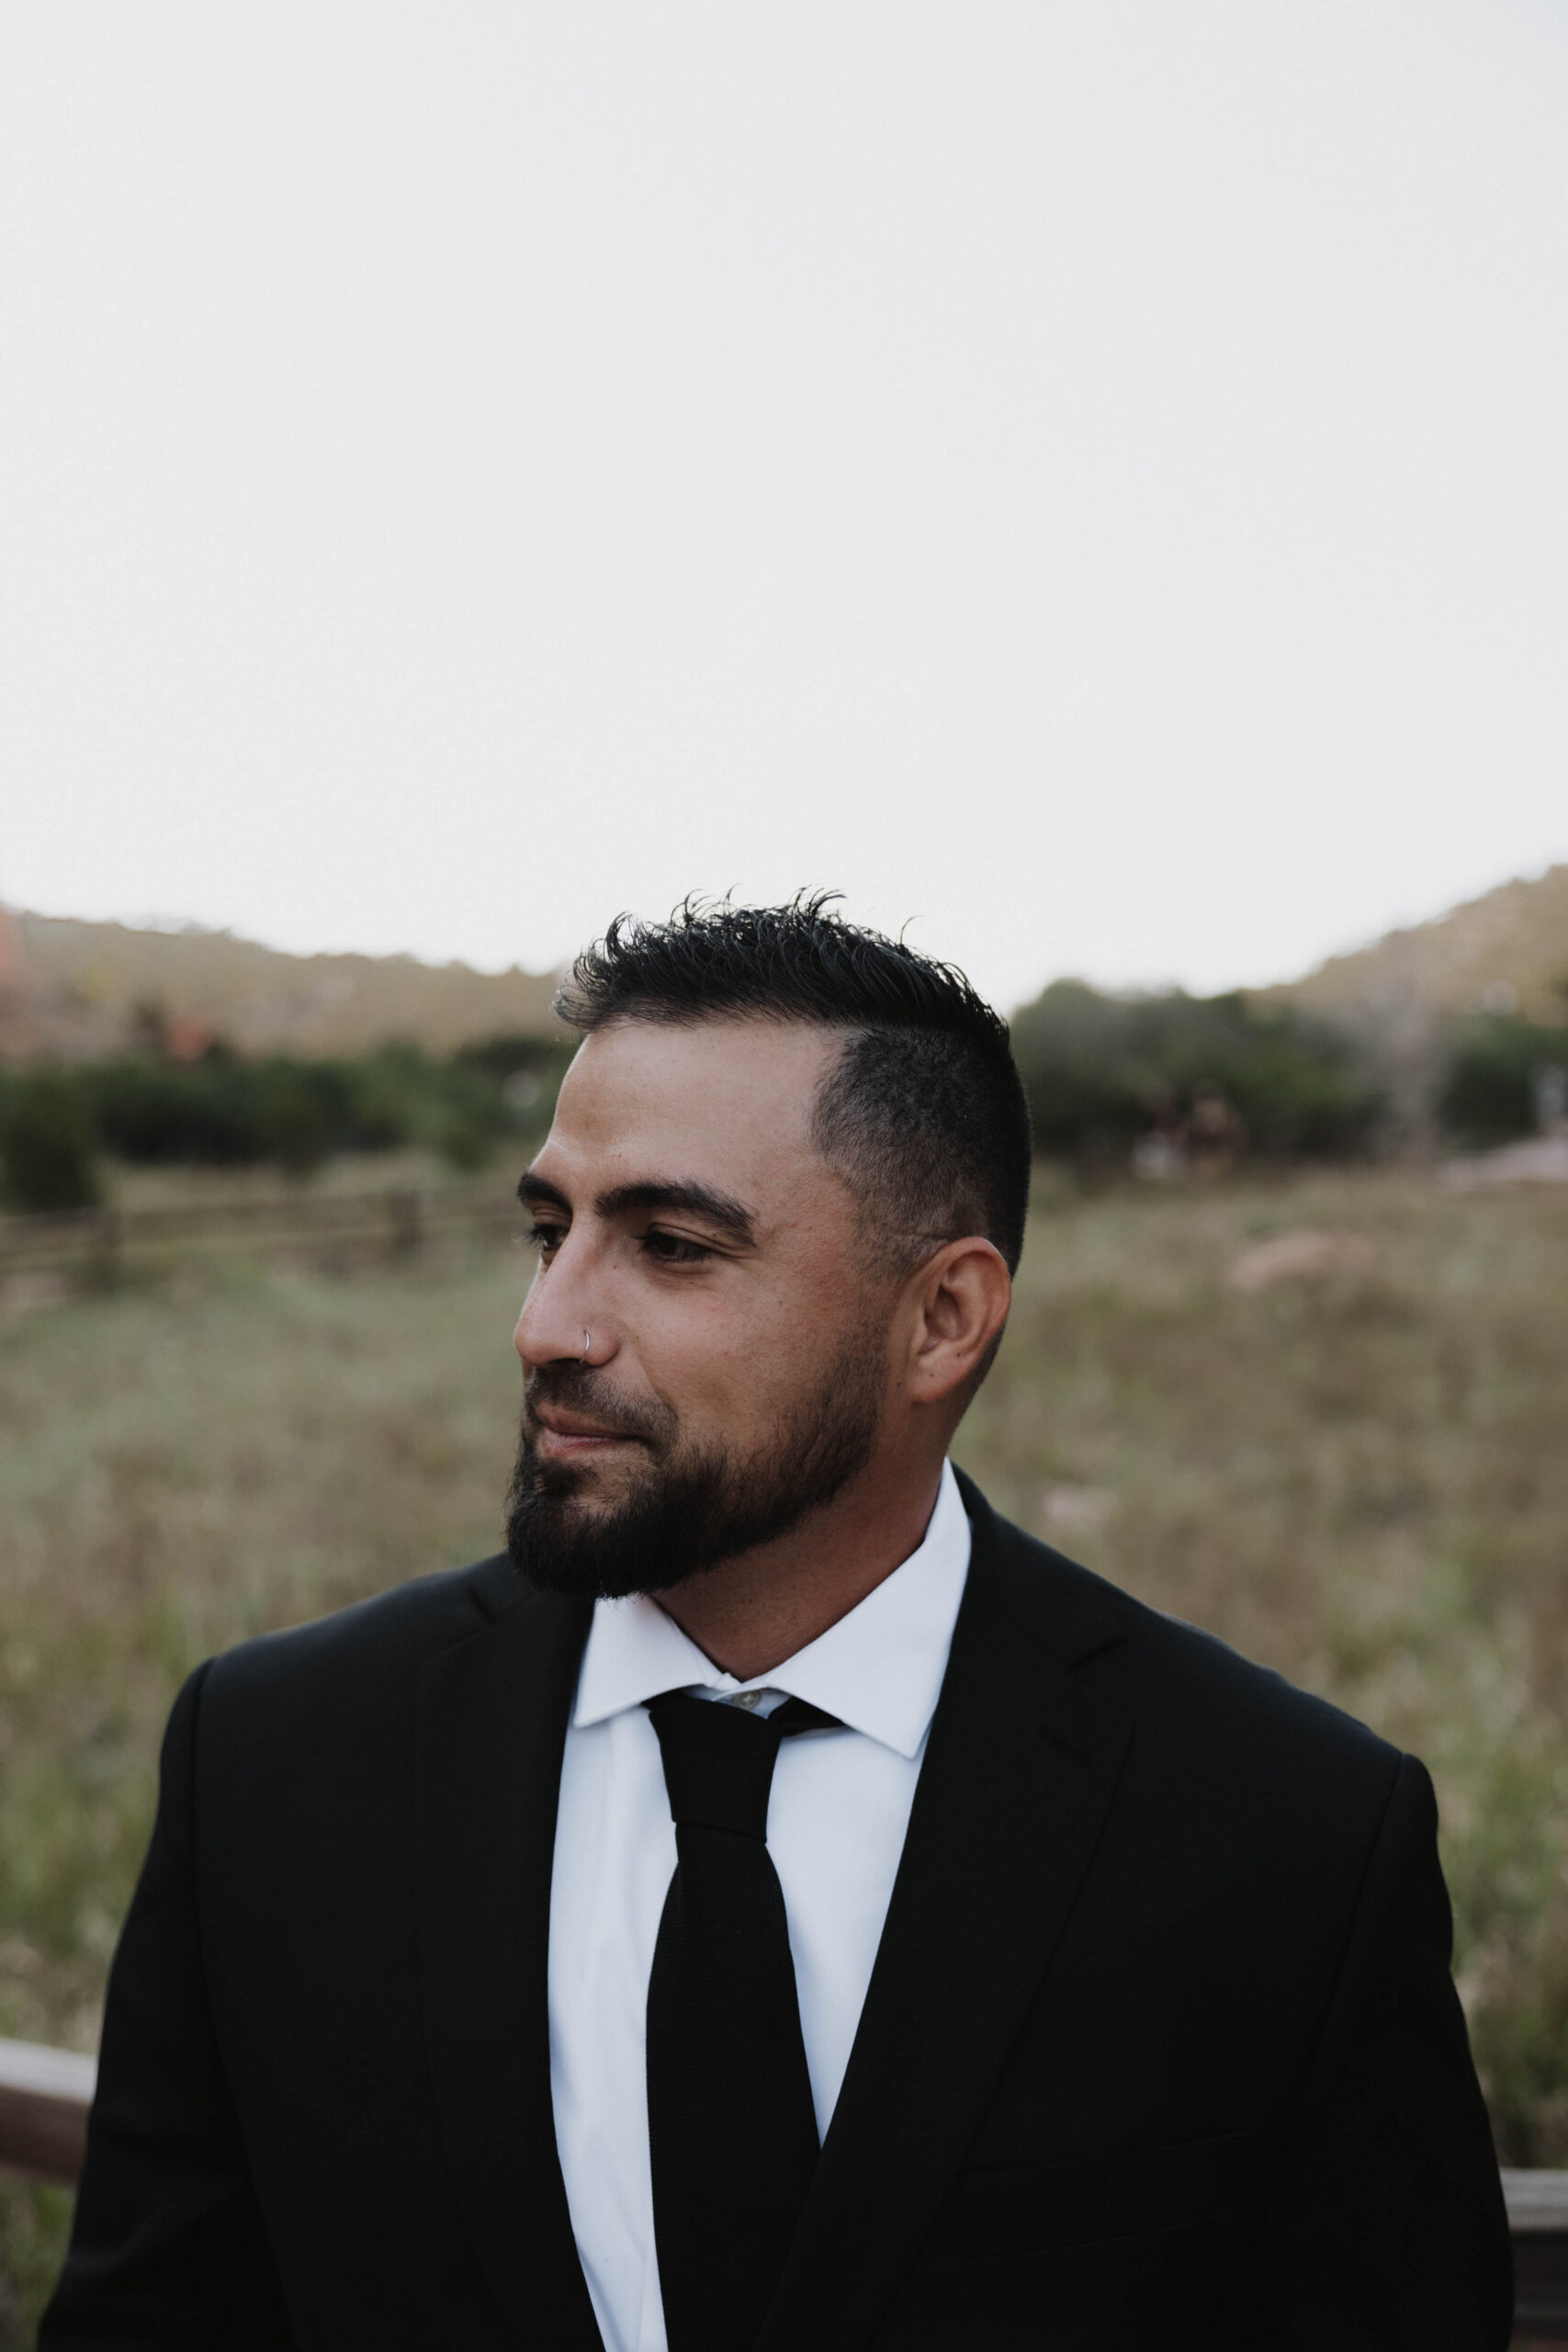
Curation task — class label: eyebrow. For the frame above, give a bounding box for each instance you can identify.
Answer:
[517,1171,757,1247]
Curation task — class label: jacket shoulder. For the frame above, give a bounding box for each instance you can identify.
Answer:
[201,1552,525,1713]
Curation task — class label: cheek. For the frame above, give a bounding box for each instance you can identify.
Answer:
[687,1283,874,1430]
[636,1284,808,1426]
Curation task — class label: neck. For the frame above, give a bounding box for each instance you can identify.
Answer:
[652,1447,947,1680]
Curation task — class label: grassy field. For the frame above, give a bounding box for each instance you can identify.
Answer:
[2,1165,1565,2335]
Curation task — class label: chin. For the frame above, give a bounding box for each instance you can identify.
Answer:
[528,1450,651,1515]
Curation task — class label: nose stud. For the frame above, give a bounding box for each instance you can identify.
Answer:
[581,1329,591,1363]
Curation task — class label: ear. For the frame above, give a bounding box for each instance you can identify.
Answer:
[904,1237,1012,1408]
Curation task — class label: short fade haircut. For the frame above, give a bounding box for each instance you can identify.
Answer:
[555,895,1032,1276]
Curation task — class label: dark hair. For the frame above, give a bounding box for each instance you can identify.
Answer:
[555,895,1032,1273]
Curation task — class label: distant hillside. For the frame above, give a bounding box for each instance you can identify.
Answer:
[0,910,565,1061]
[5,865,1565,1070]
[1252,865,1568,1147]
[1257,865,1568,1026]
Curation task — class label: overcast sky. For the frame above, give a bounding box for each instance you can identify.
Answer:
[3,1,1566,1008]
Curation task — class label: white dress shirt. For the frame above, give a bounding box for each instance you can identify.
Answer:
[547,1459,973,2352]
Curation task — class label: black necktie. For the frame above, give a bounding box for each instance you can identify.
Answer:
[645,1690,839,2352]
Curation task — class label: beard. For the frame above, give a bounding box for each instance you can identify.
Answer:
[504,1324,886,1600]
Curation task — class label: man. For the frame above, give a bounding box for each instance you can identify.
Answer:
[45,898,1509,2349]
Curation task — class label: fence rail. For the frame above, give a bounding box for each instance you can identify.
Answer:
[0,2039,96,2185]
[0,1181,522,1295]
[1512,2172,1568,2345]
[1,2037,1563,2334]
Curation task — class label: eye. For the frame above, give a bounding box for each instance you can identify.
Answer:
[639,1228,713,1266]
[524,1221,567,1255]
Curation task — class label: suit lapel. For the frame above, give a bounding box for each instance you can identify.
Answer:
[415,1571,604,2350]
[757,1476,1135,2352]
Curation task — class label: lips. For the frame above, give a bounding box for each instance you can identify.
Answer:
[531,1408,638,1451]
[525,1369,675,1457]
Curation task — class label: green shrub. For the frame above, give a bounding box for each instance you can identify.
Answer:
[0,1071,102,1213]
[65,1040,567,1176]
[1010,982,1381,1163]
[254,1069,334,1180]
[83,1057,264,1164]
[1437,1013,1568,1147]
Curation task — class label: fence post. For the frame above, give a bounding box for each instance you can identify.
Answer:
[388,1188,423,1259]
[86,1208,122,1293]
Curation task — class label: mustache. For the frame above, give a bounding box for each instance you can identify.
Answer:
[523,1364,678,1452]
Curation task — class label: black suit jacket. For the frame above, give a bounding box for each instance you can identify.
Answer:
[44,1473,1510,2349]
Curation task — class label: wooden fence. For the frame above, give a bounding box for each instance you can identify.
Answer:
[0,1180,521,1298]
[1,2038,1563,2335]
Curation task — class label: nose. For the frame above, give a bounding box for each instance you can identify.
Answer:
[513,1309,589,1370]
[513,1242,615,1372]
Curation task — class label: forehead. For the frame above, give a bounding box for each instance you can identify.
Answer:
[544,1017,845,1186]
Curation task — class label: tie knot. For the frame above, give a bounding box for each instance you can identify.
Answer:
[647,1693,783,1838]
[646,1692,838,1839]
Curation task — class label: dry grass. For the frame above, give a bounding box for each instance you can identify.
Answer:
[2,1165,1565,2335]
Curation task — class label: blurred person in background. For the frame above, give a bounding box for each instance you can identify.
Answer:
[1185,1079,1246,1178]
[43,899,1509,2349]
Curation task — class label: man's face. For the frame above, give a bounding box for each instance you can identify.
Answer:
[505,1017,893,1598]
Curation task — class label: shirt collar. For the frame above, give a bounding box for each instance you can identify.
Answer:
[570,1458,972,1761]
